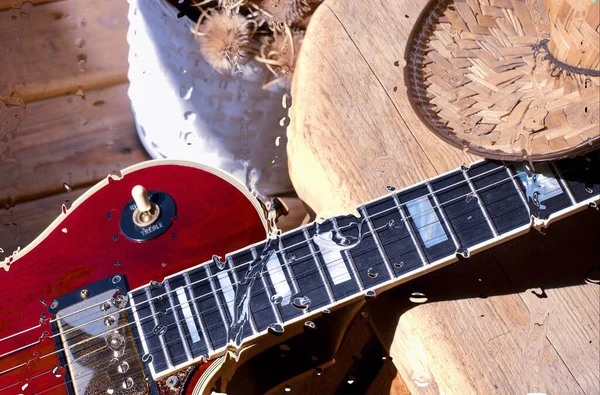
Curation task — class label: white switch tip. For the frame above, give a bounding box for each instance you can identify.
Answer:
[131,185,152,212]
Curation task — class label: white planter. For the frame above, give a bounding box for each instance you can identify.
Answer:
[126,0,292,197]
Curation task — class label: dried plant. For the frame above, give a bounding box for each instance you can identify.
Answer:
[256,26,304,89]
[185,0,321,87]
[192,8,257,75]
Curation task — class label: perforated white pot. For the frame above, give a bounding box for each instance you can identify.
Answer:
[126,0,292,197]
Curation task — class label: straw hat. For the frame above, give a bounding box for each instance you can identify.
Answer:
[405,0,599,161]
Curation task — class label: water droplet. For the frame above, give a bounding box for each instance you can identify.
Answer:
[285,253,296,262]
[40,299,47,307]
[387,186,396,191]
[393,262,404,269]
[367,268,378,279]
[365,290,377,298]
[142,353,153,363]
[180,85,193,100]
[279,116,291,127]
[52,366,64,377]
[268,323,285,334]
[409,292,428,304]
[284,385,291,392]
[161,262,167,268]
[104,316,116,326]
[292,296,311,310]
[122,377,134,389]
[152,325,167,336]
[465,192,477,203]
[314,367,323,376]
[304,321,316,329]
[347,375,356,384]
[75,38,85,48]
[113,235,119,241]
[106,332,125,351]
[112,292,128,309]
[183,111,196,122]
[61,228,68,234]
[50,299,59,309]
[413,377,430,387]
[75,88,85,100]
[63,182,72,192]
[322,309,330,314]
[282,92,291,109]
[387,219,402,229]
[585,266,600,284]
[270,294,283,304]
[212,255,227,270]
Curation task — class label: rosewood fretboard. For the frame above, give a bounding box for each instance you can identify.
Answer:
[128,151,600,379]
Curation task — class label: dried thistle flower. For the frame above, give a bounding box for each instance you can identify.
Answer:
[256,26,304,88]
[252,0,311,25]
[192,8,258,76]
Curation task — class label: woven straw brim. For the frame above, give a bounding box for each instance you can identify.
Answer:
[405,0,600,161]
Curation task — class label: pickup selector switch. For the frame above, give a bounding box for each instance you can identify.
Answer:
[120,186,177,242]
[131,185,161,227]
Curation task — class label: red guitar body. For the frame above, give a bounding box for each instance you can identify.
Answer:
[0,161,268,394]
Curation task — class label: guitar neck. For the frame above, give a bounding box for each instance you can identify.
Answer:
[129,151,599,379]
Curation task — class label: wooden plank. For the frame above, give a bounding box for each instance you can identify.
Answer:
[322,0,478,174]
[287,1,599,393]
[0,0,129,104]
[0,83,149,207]
[0,0,62,12]
[288,2,444,218]
[0,189,84,261]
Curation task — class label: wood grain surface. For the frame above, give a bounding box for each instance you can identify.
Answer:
[288,0,600,393]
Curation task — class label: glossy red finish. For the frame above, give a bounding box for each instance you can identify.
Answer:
[0,163,266,394]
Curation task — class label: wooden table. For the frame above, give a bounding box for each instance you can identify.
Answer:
[287,0,600,393]
[0,0,401,393]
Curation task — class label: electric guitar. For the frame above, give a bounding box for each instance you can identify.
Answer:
[0,151,598,394]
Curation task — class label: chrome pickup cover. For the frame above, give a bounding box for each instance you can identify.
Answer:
[55,287,149,394]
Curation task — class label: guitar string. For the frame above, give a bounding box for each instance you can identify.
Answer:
[0,163,588,375]
[0,176,578,391]
[9,178,598,394]
[0,161,528,349]
[0,160,592,384]
[1,185,536,393]
[0,170,534,385]
[0,161,512,348]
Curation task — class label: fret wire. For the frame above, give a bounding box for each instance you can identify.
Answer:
[358,206,395,279]
[162,279,193,360]
[278,238,301,297]
[249,249,283,324]
[331,217,364,291]
[392,195,428,266]
[128,295,155,376]
[227,256,259,335]
[183,272,214,354]
[204,265,230,331]
[426,182,461,250]
[27,183,575,390]
[301,228,336,304]
[144,287,174,369]
[462,168,500,237]
[504,165,529,210]
[550,162,577,205]
[9,162,594,388]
